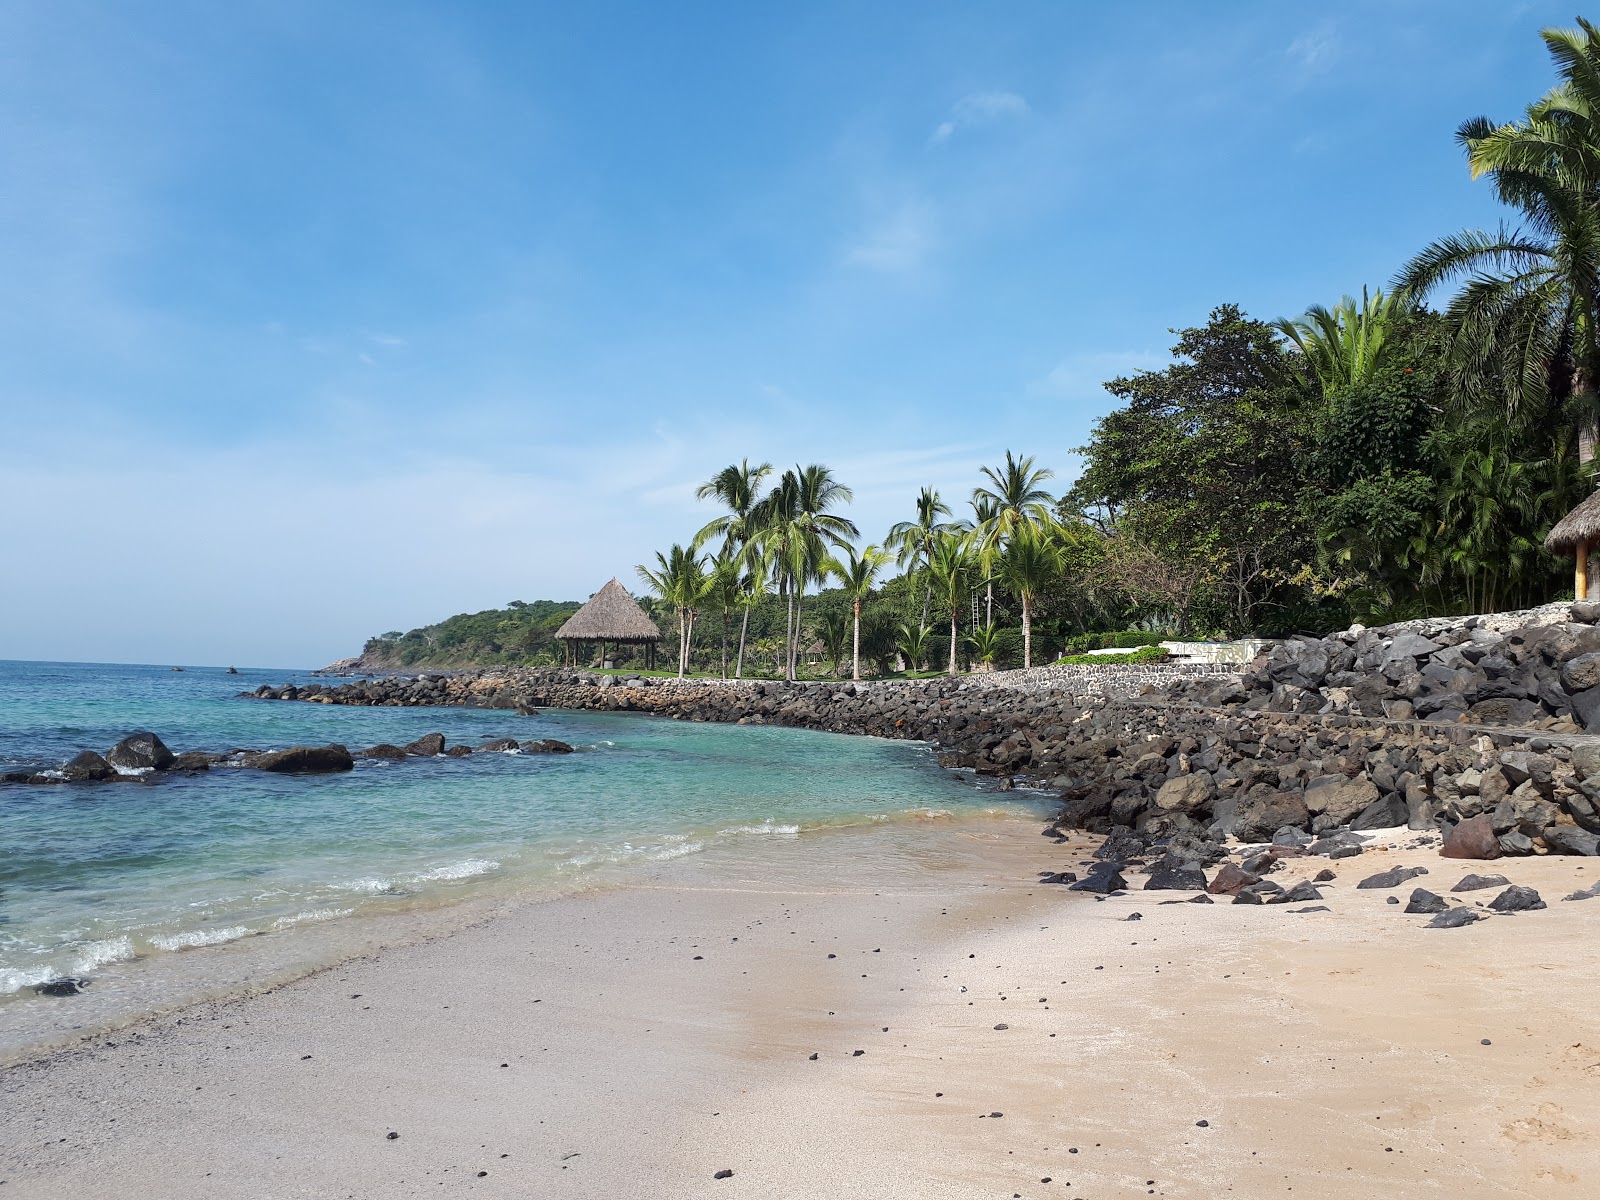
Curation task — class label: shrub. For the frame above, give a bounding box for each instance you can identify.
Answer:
[1054,645,1171,666]
[1061,631,1167,655]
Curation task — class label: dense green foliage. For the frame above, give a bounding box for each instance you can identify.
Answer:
[361,600,581,667]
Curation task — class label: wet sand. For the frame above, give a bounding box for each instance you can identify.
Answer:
[2,823,1598,1198]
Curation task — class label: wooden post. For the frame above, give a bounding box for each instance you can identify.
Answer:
[1580,540,1591,602]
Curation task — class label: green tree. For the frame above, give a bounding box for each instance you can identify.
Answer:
[752,465,858,680]
[925,532,977,675]
[886,487,957,626]
[825,543,891,681]
[636,545,710,678]
[1275,288,1411,392]
[997,525,1063,668]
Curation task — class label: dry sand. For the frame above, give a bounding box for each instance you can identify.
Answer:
[2,822,1599,1199]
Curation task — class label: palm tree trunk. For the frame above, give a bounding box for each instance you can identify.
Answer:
[792,592,805,680]
[1022,595,1032,669]
[677,609,687,678]
[736,605,750,679]
[784,584,795,682]
[985,581,993,626]
[948,610,958,675]
[720,604,729,678]
[852,598,861,681]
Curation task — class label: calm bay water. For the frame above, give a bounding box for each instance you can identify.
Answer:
[0,660,1042,1025]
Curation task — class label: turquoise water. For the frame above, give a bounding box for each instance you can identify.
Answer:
[0,660,1042,1007]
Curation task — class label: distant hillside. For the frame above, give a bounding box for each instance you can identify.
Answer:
[334,599,606,671]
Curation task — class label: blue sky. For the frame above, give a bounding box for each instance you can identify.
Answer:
[0,0,1580,665]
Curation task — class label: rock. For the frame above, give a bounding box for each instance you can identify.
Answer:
[1568,684,1600,731]
[1498,831,1535,855]
[1068,864,1128,894]
[1562,881,1600,901]
[1233,792,1310,842]
[1186,893,1214,904]
[1304,774,1381,826]
[520,739,576,754]
[1272,826,1313,846]
[1542,823,1600,855]
[1233,880,1286,904]
[1427,908,1484,929]
[252,744,355,774]
[1356,866,1428,890]
[1207,863,1261,896]
[1267,880,1324,904]
[1040,871,1078,885]
[1404,888,1448,914]
[1143,858,1208,891]
[1154,773,1216,812]
[1487,885,1546,912]
[106,732,175,771]
[1450,873,1511,892]
[60,751,113,781]
[32,977,89,997]
[1561,652,1600,692]
[476,738,521,753]
[1313,868,1336,882]
[1350,792,1409,831]
[166,751,215,773]
[359,744,410,761]
[444,745,473,757]
[1386,632,1443,661]
[404,733,447,756]
[1440,815,1502,860]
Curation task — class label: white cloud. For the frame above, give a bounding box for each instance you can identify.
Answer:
[1287,25,1338,72]
[929,90,1030,144]
[1027,350,1165,402]
[369,333,407,346]
[843,201,936,272]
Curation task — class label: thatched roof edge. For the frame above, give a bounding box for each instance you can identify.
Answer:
[555,579,662,641]
[1545,490,1600,550]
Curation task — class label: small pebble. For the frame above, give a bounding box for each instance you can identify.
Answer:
[714,1169,734,1180]
[1481,1039,1492,1046]
[1196,1119,1209,1127]
[852,1050,864,1057]
[994,1024,1008,1030]
[386,1132,399,1141]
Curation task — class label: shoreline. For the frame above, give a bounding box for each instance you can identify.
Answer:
[5,812,1597,1198]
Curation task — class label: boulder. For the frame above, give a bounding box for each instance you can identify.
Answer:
[1561,652,1600,692]
[1403,888,1449,914]
[1068,864,1128,894]
[1542,823,1600,856]
[1440,815,1502,860]
[1207,863,1261,896]
[1426,908,1484,929]
[106,732,175,771]
[1356,866,1429,890]
[1143,859,1208,891]
[404,733,447,756]
[1233,792,1310,842]
[1487,885,1546,912]
[252,744,354,774]
[1153,773,1216,813]
[1304,774,1381,826]
[166,751,215,773]
[1233,879,1286,904]
[359,744,410,761]
[520,739,576,754]
[476,738,521,753]
[444,745,473,757]
[60,751,113,782]
[1267,880,1324,904]
[1450,872,1510,892]
[1349,792,1409,831]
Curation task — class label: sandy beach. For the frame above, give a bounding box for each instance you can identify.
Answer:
[2,818,1597,1199]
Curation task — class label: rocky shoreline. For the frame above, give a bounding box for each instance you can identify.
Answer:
[257,602,1600,876]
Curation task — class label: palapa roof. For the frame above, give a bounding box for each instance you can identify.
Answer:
[1545,490,1600,550]
[555,579,662,642]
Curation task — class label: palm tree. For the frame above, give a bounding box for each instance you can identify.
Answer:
[825,543,891,681]
[886,487,956,626]
[896,621,933,673]
[752,465,858,680]
[966,622,1003,670]
[997,525,1064,668]
[972,451,1056,542]
[636,545,710,678]
[925,532,977,675]
[818,610,850,678]
[1396,19,1600,459]
[694,460,773,559]
[1274,287,1411,393]
[705,557,743,678]
[964,493,1002,626]
[733,541,773,679]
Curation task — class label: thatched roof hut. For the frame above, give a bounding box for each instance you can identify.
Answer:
[1546,491,1600,601]
[556,579,662,667]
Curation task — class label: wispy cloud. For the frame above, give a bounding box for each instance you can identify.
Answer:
[1027,350,1165,402]
[1287,24,1338,72]
[843,200,936,272]
[929,90,1030,145]
[369,332,407,346]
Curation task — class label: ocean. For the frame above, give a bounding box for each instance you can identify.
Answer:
[0,659,1047,1056]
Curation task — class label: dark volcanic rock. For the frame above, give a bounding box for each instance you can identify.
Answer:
[1404,888,1448,914]
[166,751,215,773]
[60,751,113,781]
[1356,866,1428,890]
[520,739,576,754]
[1143,858,1208,891]
[1266,880,1324,904]
[359,744,410,761]
[444,745,473,757]
[1234,792,1310,842]
[253,744,354,774]
[1427,908,1484,929]
[476,738,521,753]
[1350,792,1409,831]
[1451,873,1511,892]
[1487,885,1546,912]
[1542,824,1600,856]
[1441,815,1502,860]
[404,733,447,757]
[1233,879,1286,904]
[106,732,175,772]
[1068,864,1128,894]
[32,977,89,997]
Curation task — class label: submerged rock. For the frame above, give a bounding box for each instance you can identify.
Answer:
[404,733,447,757]
[106,732,175,772]
[33,977,89,997]
[253,744,355,774]
[60,751,113,781]
[359,744,410,761]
